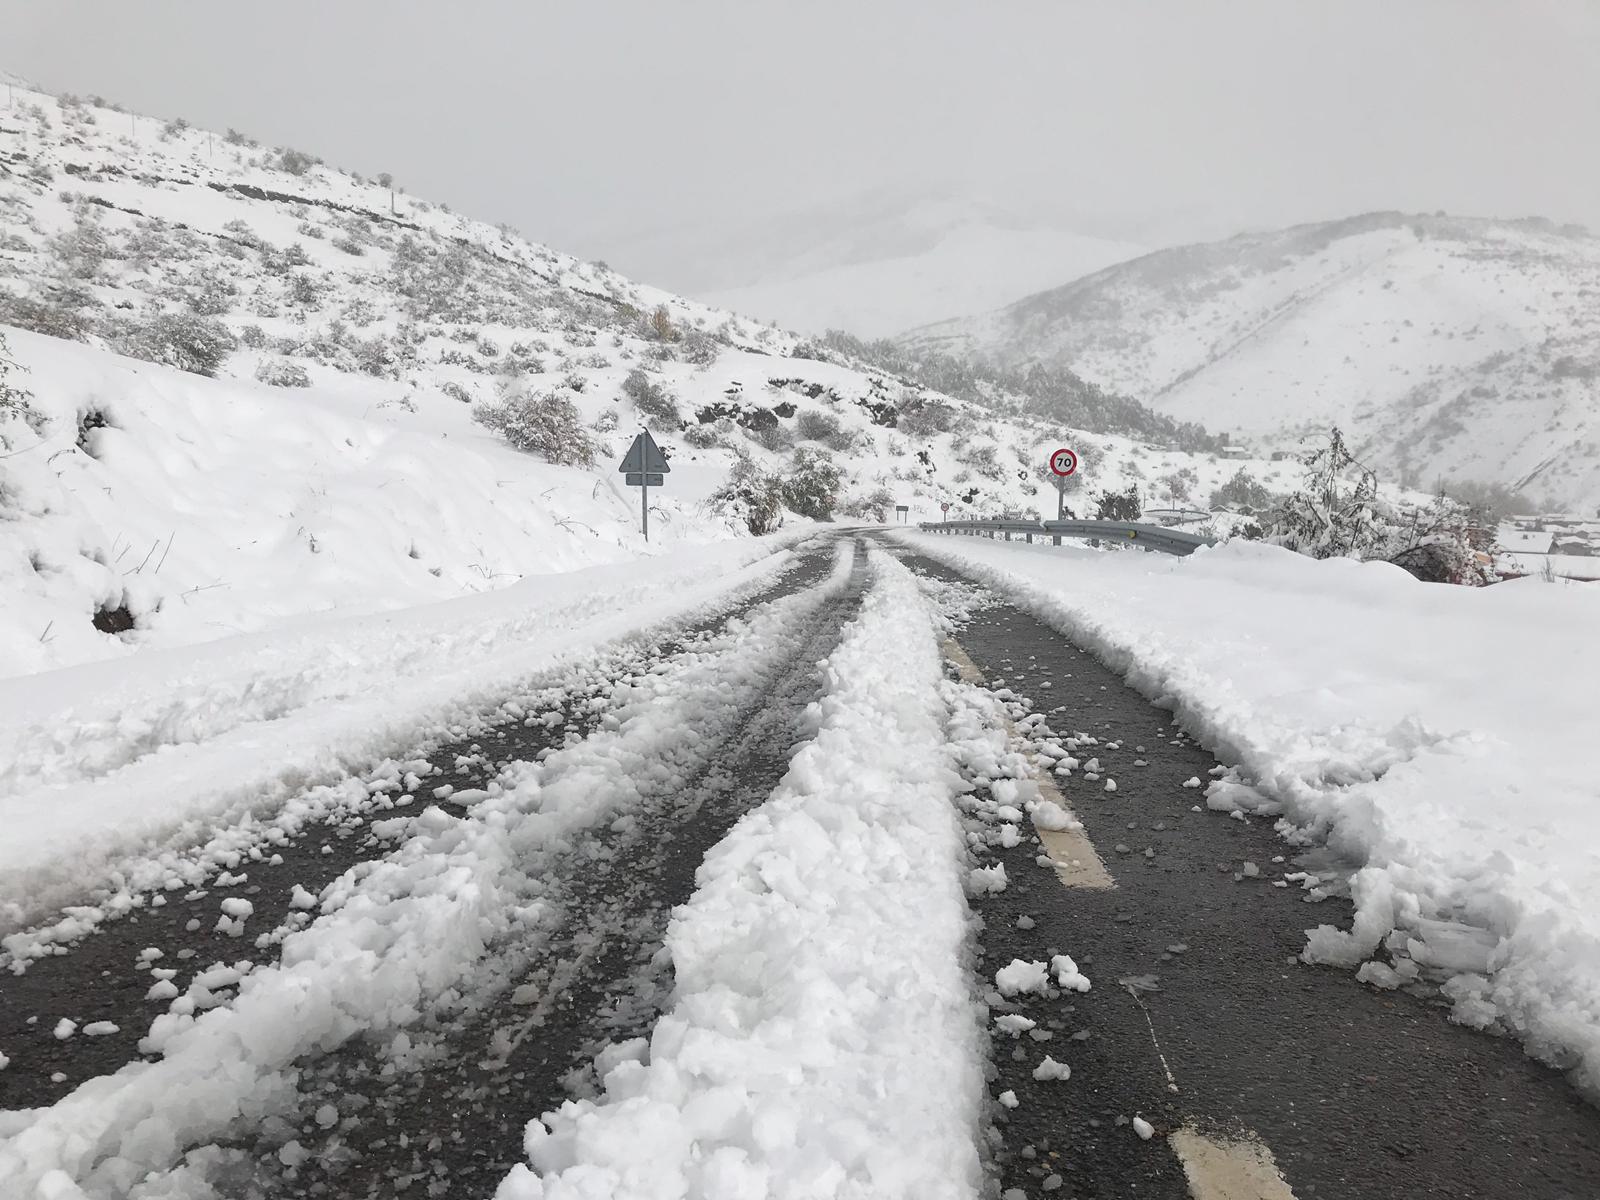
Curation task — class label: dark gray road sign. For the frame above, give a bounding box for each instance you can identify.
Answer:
[618,430,671,476]
[617,431,670,541]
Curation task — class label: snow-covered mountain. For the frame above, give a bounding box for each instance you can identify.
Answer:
[0,79,1289,676]
[902,212,1600,507]
[598,192,1145,338]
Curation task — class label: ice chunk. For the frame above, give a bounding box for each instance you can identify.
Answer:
[998,1090,1020,1109]
[1133,1116,1154,1140]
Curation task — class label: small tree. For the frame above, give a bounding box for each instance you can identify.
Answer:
[781,447,843,521]
[1269,428,1382,558]
[647,305,677,342]
[473,390,598,466]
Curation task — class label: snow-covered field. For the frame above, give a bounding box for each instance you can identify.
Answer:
[894,531,1600,1094]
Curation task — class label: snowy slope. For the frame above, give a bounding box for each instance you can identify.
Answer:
[902,212,1600,507]
[0,80,1234,677]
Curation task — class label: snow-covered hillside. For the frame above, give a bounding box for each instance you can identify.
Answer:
[0,79,1273,676]
[902,212,1600,508]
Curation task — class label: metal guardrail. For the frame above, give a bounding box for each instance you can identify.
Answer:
[917,518,1215,557]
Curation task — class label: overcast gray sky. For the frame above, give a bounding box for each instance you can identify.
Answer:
[4,0,1598,289]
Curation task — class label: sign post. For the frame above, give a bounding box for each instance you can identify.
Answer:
[1048,447,1079,546]
[618,430,671,541]
[895,504,909,524]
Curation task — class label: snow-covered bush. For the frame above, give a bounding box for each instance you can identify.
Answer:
[1270,429,1495,584]
[473,390,598,467]
[440,381,473,405]
[621,368,680,426]
[898,399,956,438]
[278,147,317,176]
[0,293,92,342]
[840,486,897,522]
[782,447,843,521]
[710,455,785,535]
[680,328,720,366]
[110,313,236,377]
[795,409,855,451]
[253,359,311,388]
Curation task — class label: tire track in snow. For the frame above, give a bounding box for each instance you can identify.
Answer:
[219,538,872,1199]
[0,545,837,1114]
[0,537,867,1197]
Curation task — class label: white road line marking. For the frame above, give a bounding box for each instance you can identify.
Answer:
[1123,979,1179,1092]
[942,635,1113,889]
[1169,1125,1299,1200]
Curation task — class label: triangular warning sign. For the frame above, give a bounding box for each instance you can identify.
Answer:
[618,430,671,475]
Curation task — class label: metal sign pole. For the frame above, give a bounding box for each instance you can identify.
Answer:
[642,476,649,542]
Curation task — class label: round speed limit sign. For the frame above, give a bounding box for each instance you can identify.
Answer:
[1049,447,1079,476]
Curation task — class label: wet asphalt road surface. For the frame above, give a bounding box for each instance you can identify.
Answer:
[893,543,1600,1200]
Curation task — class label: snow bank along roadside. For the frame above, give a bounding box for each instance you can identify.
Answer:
[0,540,860,1198]
[502,544,988,1200]
[0,533,807,935]
[894,532,1600,1096]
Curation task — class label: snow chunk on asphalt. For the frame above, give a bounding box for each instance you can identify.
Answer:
[969,863,1009,895]
[52,1019,76,1040]
[996,959,1053,997]
[1031,800,1079,832]
[994,1014,1037,1036]
[1052,954,1092,993]
[1032,1056,1072,1081]
[1133,1116,1155,1140]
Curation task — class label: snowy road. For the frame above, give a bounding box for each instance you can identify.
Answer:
[3,532,1599,1199]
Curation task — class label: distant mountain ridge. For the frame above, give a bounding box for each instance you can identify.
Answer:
[901,212,1600,507]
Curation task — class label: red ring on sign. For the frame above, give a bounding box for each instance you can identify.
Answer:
[1049,448,1079,477]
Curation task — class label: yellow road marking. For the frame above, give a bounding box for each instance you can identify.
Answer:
[1169,1126,1299,1200]
[942,636,1113,888]
[940,637,987,686]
